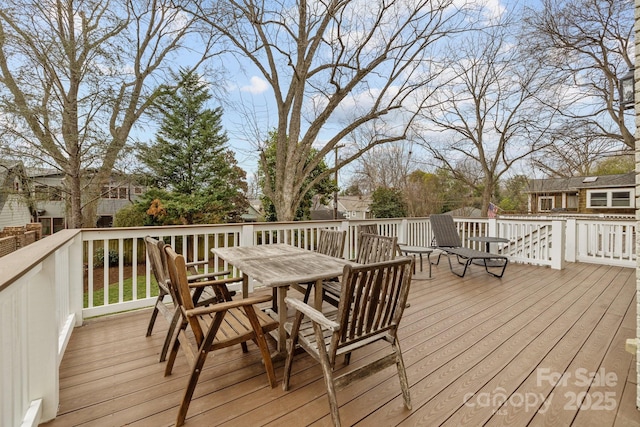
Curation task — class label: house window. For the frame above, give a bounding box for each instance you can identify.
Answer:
[96,216,113,228]
[611,191,631,207]
[589,192,608,207]
[539,196,554,212]
[53,217,65,233]
[38,217,66,235]
[102,185,128,199]
[587,189,634,208]
[38,218,52,236]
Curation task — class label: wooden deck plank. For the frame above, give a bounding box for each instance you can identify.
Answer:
[42,261,639,427]
[358,264,622,426]
[414,267,632,426]
[480,267,635,427]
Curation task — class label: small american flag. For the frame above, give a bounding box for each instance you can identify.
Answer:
[488,202,498,218]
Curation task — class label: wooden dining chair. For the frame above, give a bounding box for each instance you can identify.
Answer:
[282,257,414,426]
[316,228,347,258]
[295,228,347,303]
[144,236,243,362]
[320,233,398,307]
[358,223,378,236]
[163,245,278,427]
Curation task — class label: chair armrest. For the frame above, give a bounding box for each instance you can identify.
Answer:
[284,297,340,332]
[186,294,272,316]
[186,270,232,282]
[188,277,243,289]
[185,260,208,267]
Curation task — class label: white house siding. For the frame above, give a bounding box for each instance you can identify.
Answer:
[0,194,31,229]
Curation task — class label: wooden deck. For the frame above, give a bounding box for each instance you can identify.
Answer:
[43,261,639,426]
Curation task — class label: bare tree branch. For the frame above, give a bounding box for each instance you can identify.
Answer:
[0,0,212,226]
[182,0,472,220]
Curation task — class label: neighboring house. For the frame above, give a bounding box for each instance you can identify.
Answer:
[0,162,33,229]
[527,173,635,215]
[335,195,372,220]
[241,198,264,222]
[310,195,343,220]
[310,194,372,220]
[28,168,146,235]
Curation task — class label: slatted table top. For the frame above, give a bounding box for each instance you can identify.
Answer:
[212,244,357,287]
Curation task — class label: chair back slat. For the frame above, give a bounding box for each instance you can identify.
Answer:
[316,229,347,258]
[145,236,170,293]
[359,223,378,235]
[165,246,205,342]
[429,214,463,247]
[335,257,412,354]
[356,233,397,264]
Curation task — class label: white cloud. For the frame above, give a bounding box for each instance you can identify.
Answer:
[241,76,269,94]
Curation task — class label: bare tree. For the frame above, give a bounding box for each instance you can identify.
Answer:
[0,0,212,227]
[183,0,471,220]
[531,121,628,177]
[524,0,634,148]
[349,142,416,194]
[416,11,559,216]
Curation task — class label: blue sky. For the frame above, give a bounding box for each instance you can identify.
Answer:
[182,0,552,185]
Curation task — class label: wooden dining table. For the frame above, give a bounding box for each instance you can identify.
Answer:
[211,244,357,355]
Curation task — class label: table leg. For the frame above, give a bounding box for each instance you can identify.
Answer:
[277,285,288,353]
[242,274,249,299]
[313,278,323,310]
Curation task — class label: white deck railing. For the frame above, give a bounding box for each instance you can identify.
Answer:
[0,216,636,426]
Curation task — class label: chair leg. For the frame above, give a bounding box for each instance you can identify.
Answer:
[175,342,211,427]
[446,254,471,277]
[175,312,226,426]
[303,283,314,303]
[481,258,508,278]
[313,322,341,427]
[283,312,304,391]
[343,352,352,365]
[146,294,165,336]
[244,306,276,388]
[164,319,185,376]
[159,308,181,362]
[393,341,412,410]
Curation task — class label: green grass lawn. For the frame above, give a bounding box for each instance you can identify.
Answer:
[84,276,159,307]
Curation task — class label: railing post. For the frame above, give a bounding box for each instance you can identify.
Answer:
[551,219,566,270]
[341,220,350,258]
[488,218,497,237]
[565,218,577,263]
[29,259,59,423]
[398,218,408,244]
[69,234,84,326]
[240,223,255,247]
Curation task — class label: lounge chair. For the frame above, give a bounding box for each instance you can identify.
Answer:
[429,214,508,278]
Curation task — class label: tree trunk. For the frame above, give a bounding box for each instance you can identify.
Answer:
[67,173,82,229]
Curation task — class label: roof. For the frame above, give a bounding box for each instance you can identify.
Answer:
[337,195,371,212]
[26,167,63,178]
[527,173,635,193]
